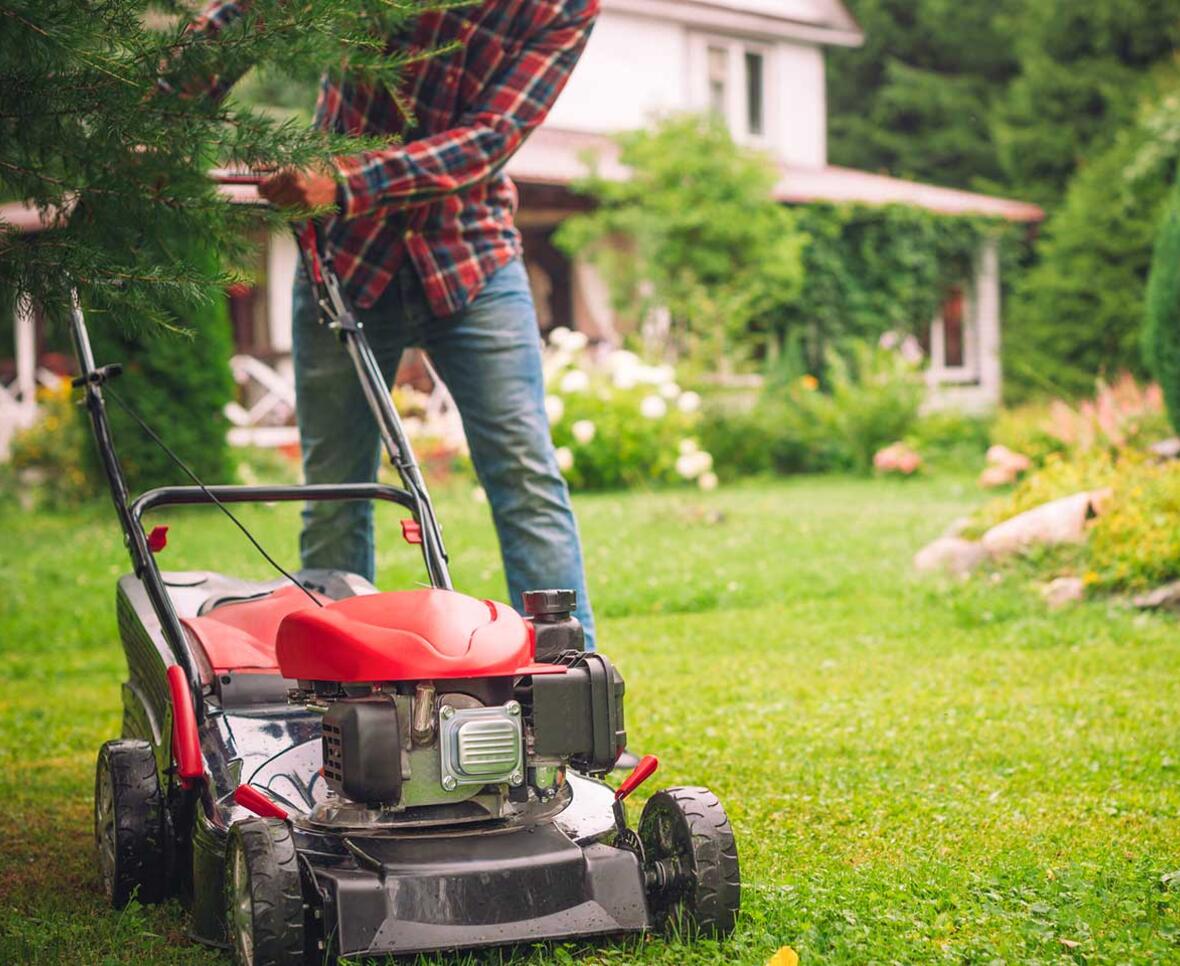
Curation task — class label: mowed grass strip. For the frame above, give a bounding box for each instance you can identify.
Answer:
[1,476,1178,964]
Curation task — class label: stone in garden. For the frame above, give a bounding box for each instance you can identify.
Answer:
[1042,576,1084,609]
[913,536,987,577]
[1132,580,1180,612]
[980,491,1103,557]
[1149,437,1180,460]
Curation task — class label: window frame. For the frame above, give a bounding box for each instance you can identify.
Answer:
[689,32,775,147]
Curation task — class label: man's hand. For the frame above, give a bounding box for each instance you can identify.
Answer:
[259,164,339,210]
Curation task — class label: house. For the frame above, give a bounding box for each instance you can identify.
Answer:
[1,0,1043,455]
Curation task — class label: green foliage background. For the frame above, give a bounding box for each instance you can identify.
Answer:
[832,0,1180,399]
[86,237,235,491]
[1145,167,1180,433]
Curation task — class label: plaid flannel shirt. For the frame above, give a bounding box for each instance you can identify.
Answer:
[188,1,599,316]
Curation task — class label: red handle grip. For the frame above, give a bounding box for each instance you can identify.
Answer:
[234,784,289,820]
[614,754,659,801]
[166,664,203,789]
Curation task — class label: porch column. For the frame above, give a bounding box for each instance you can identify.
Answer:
[15,292,36,411]
[975,236,1002,407]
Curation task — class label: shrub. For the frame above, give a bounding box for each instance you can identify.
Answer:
[700,339,926,476]
[905,410,992,471]
[7,378,92,508]
[1005,116,1173,399]
[544,332,713,492]
[1089,458,1180,590]
[1144,167,1180,434]
[966,450,1121,538]
[778,341,926,474]
[990,373,1171,466]
[84,239,235,493]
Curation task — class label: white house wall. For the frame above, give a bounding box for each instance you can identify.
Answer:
[546,8,827,170]
[545,10,688,135]
[773,41,826,167]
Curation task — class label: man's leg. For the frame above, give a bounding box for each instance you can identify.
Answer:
[292,272,407,583]
[421,259,597,649]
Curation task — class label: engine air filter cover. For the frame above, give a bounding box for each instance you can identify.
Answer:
[439,703,523,788]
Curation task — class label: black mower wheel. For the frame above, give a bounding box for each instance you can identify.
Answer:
[225,818,306,966]
[638,786,741,938]
[94,739,166,908]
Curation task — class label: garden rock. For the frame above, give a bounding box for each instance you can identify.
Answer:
[1149,437,1180,461]
[1132,580,1180,612]
[980,491,1105,557]
[913,536,986,577]
[1042,576,1085,609]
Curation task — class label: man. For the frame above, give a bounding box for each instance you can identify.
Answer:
[183,2,601,649]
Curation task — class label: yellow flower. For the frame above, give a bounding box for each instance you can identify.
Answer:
[1082,571,1100,585]
[799,375,819,391]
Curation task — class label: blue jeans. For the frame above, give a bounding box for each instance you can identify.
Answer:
[291,257,596,649]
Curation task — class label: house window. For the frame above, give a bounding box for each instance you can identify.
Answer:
[707,46,728,118]
[941,287,965,368]
[693,35,772,144]
[925,284,978,383]
[745,51,764,137]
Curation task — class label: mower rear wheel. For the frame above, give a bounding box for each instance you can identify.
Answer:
[639,786,740,938]
[94,739,166,908]
[226,818,305,966]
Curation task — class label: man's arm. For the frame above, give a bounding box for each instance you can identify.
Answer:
[157,0,255,100]
[332,2,599,219]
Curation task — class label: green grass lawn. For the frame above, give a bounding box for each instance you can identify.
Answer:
[2,474,1179,964]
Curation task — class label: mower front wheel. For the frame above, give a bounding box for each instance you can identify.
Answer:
[639,785,741,938]
[225,818,306,966]
[94,739,166,908]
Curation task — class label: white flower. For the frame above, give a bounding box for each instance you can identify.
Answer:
[607,349,641,374]
[678,438,699,456]
[548,326,573,347]
[472,486,487,504]
[545,394,565,425]
[613,369,638,390]
[572,419,596,445]
[649,364,675,386]
[640,394,667,419]
[677,391,701,414]
[659,381,681,400]
[878,330,900,350]
[698,471,719,491]
[675,449,714,479]
[564,330,589,351]
[554,446,574,472]
[559,369,590,394]
[675,453,700,479]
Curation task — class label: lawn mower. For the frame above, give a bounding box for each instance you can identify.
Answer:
[77,187,741,963]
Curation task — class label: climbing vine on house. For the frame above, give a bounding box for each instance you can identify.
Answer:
[558,115,1012,374]
[778,203,1012,375]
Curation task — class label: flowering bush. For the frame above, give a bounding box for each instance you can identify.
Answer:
[967,448,1180,593]
[7,378,94,508]
[700,339,926,477]
[991,373,1172,466]
[1088,458,1180,590]
[543,328,715,491]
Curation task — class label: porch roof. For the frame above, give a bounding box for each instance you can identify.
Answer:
[0,129,1046,230]
[506,127,1045,224]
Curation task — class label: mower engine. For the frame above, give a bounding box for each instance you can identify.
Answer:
[292,589,625,820]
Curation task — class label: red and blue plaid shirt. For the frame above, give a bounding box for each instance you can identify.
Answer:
[189,1,599,316]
